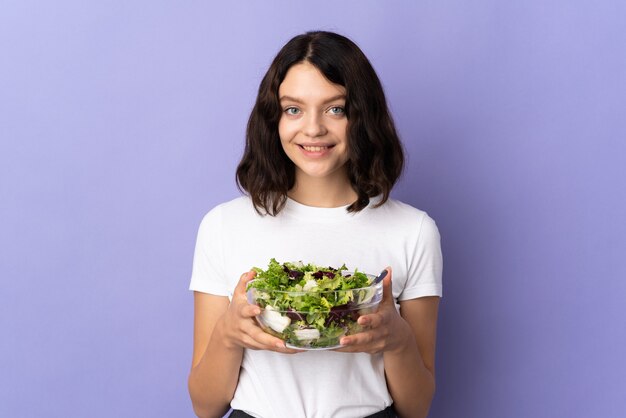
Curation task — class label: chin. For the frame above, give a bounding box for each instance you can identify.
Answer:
[297,165,345,180]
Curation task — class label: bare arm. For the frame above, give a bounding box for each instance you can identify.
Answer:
[188,292,241,418]
[335,269,440,418]
[188,272,298,418]
[384,297,439,418]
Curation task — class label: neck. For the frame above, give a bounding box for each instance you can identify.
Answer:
[288,170,358,208]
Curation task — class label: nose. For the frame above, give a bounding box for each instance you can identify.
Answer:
[302,112,327,138]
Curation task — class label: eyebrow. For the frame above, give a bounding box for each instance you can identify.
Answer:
[279,94,346,104]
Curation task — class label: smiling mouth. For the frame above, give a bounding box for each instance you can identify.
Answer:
[299,144,334,152]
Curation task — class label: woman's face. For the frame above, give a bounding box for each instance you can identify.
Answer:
[278,62,349,184]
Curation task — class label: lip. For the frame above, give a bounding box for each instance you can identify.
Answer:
[297,143,335,157]
[297,142,335,147]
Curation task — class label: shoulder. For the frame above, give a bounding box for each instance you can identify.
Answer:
[372,198,438,234]
[200,195,254,220]
[197,195,257,232]
[212,195,254,213]
[377,198,427,217]
[370,199,439,241]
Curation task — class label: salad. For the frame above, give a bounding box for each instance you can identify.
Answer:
[246,258,381,349]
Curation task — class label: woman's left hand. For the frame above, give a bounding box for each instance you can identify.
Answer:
[334,268,413,354]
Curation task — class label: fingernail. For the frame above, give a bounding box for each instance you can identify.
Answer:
[340,338,349,345]
[275,342,285,348]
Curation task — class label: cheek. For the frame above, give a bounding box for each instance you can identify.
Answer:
[277,119,290,143]
[336,126,349,150]
[278,123,299,149]
[332,119,349,139]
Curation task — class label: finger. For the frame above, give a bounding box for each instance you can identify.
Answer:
[269,342,302,354]
[246,326,301,353]
[240,333,268,350]
[234,270,257,296]
[340,330,375,348]
[338,330,388,354]
[334,342,383,354]
[239,303,261,318]
[240,336,300,354]
[332,345,358,353]
[358,312,383,328]
[240,321,283,348]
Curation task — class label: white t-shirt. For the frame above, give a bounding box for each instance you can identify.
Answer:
[190,195,442,418]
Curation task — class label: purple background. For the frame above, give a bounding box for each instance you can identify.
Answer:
[1,1,625,417]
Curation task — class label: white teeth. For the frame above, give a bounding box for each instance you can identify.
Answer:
[302,145,329,152]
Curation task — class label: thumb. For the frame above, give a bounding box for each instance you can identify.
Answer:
[234,270,257,296]
[380,267,394,305]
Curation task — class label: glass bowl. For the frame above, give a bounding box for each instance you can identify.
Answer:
[246,274,383,350]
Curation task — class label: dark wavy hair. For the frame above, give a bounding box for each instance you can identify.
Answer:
[236,30,404,215]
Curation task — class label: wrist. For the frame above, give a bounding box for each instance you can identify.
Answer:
[388,319,416,356]
[213,315,242,352]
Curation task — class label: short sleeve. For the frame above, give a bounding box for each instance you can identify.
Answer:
[398,214,443,301]
[189,205,230,296]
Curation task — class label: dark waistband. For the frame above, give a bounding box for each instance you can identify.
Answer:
[229,405,396,418]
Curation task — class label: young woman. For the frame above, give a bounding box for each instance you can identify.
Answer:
[188,31,442,418]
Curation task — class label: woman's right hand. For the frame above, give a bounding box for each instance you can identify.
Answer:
[220,271,301,354]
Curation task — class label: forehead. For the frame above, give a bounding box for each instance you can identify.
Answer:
[279,62,346,101]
